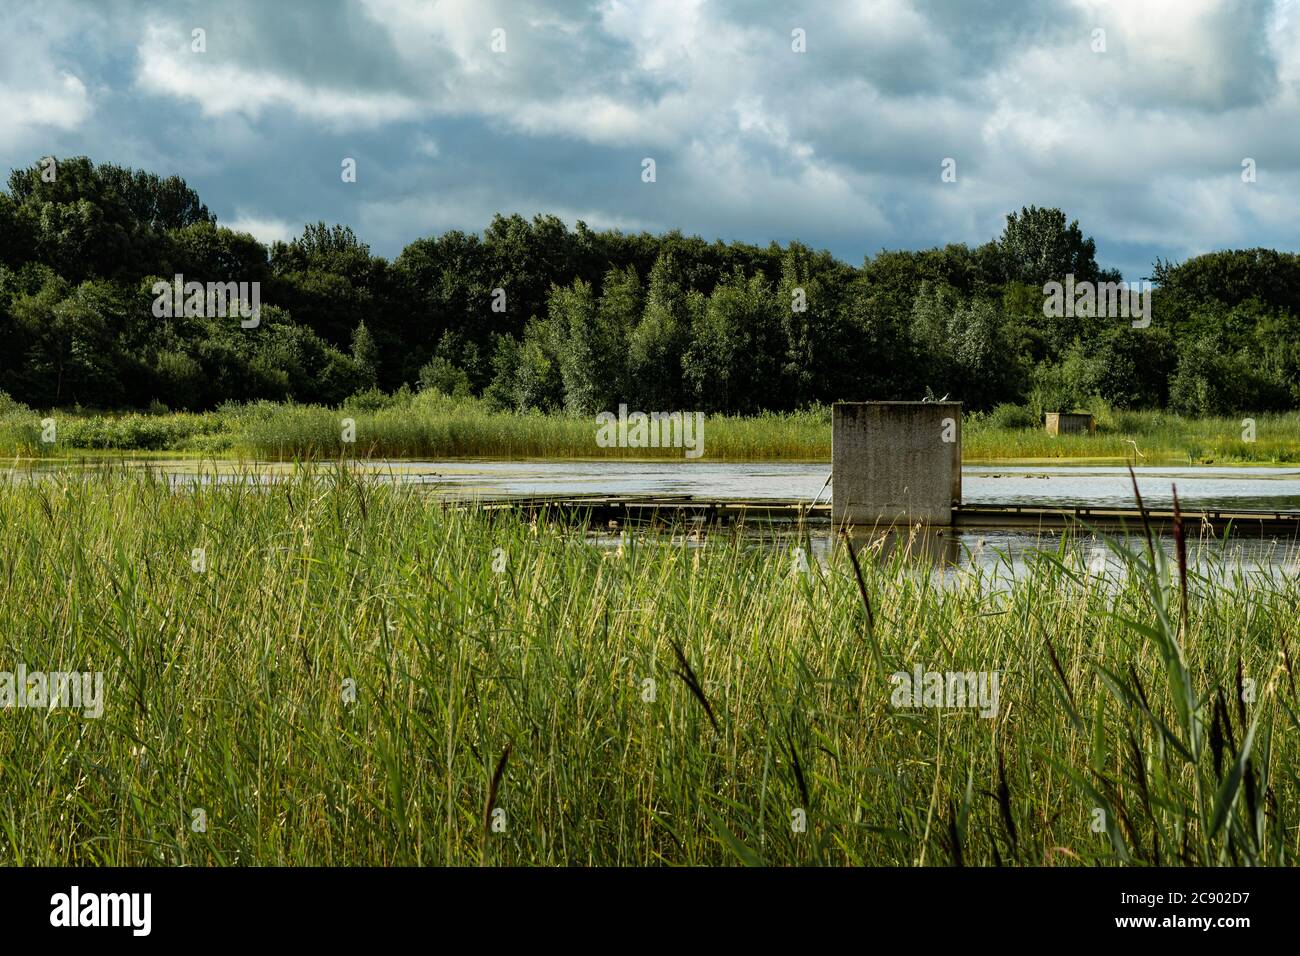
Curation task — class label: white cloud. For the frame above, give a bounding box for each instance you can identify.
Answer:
[223,212,297,245]
[598,0,707,73]
[0,72,91,147]
[359,188,656,243]
[0,3,93,150]
[1268,0,1300,94]
[134,23,422,127]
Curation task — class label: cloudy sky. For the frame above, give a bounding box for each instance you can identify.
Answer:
[3,0,1297,279]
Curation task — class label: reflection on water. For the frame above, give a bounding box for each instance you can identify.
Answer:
[855,526,961,567]
[588,524,1300,584]
[963,465,1300,511]
[7,458,1300,510]
[5,457,1300,577]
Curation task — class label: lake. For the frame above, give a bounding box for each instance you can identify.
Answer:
[7,457,1298,577]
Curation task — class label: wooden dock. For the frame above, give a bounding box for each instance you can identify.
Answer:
[458,494,1300,536]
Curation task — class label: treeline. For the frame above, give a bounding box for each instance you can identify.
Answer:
[2,156,1299,416]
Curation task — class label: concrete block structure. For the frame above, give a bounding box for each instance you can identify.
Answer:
[832,401,962,527]
[1045,412,1095,435]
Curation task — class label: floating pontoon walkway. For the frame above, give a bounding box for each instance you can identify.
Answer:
[461,494,1300,535]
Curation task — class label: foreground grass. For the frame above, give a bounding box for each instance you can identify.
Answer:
[3,392,1299,462]
[1,468,1298,865]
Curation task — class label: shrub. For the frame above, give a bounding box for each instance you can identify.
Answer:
[418,356,473,398]
[342,387,392,412]
[0,390,32,415]
[988,403,1038,429]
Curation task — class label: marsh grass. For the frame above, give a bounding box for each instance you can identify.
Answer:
[964,409,1300,463]
[4,394,1298,463]
[1,465,1297,865]
[239,395,830,460]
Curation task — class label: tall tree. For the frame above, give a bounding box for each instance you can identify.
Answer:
[998,206,1108,287]
[629,253,689,409]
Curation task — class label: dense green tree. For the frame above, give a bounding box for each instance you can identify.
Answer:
[629,253,690,409]
[392,229,494,384]
[514,319,566,412]
[270,224,388,365]
[593,266,642,405]
[8,278,130,406]
[418,356,473,397]
[1168,333,1243,416]
[351,321,380,389]
[542,279,597,413]
[1153,251,1300,319]
[907,285,1024,409]
[777,242,841,408]
[999,206,1110,287]
[172,222,269,284]
[6,156,211,283]
[683,284,736,412]
[1,154,1298,417]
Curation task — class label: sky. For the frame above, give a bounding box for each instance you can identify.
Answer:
[2,0,1298,280]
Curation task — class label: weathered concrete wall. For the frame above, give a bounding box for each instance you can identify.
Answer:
[832,402,962,527]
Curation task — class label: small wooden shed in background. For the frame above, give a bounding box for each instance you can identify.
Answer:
[1045,412,1095,435]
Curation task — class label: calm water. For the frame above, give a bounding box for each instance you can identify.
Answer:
[28,459,1290,511]
[7,458,1300,576]
[398,461,1300,511]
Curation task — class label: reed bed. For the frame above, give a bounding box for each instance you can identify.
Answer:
[1,466,1297,866]
[5,394,1299,462]
[237,397,830,460]
[964,410,1300,463]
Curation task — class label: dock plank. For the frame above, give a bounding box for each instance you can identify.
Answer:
[450,494,1300,535]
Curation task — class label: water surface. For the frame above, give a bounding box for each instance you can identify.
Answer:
[7,458,1299,576]
[54,459,1293,511]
